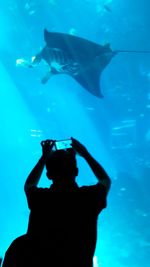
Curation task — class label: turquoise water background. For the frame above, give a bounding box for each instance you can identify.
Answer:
[0,0,150,266]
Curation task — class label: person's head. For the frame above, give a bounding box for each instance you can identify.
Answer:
[45,148,78,184]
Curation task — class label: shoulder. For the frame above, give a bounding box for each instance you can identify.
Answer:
[80,183,107,211]
[80,183,107,194]
[25,187,51,210]
[26,186,49,196]
[25,187,50,202]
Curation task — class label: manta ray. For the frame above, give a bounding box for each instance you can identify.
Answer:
[20,29,117,97]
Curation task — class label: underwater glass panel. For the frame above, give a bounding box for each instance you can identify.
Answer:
[0,0,150,266]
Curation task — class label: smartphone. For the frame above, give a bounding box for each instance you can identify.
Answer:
[55,139,72,150]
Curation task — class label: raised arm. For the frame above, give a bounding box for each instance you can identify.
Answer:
[71,137,111,193]
[24,140,55,193]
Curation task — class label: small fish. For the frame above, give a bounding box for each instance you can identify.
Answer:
[104,4,112,13]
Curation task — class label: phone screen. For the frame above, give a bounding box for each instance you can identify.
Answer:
[55,139,72,150]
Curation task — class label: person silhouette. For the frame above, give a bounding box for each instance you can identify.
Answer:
[2,137,111,267]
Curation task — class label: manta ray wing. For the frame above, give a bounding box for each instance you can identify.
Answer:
[44,29,103,57]
[43,29,116,97]
[71,55,111,97]
[73,68,103,97]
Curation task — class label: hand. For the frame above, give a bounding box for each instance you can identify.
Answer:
[41,139,55,161]
[71,137,88,157]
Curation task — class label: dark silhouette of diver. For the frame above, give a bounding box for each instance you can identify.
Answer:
[2,137,111,267]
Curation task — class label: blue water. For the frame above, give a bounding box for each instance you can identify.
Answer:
[0,0,150,266]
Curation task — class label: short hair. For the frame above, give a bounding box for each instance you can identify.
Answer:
[46,149,78,179]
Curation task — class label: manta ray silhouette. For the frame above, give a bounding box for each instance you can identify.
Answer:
[33,29,117,97]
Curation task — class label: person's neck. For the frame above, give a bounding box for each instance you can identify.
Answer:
[52,178,77,189]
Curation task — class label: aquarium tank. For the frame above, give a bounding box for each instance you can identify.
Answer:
[0,0,150,266]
